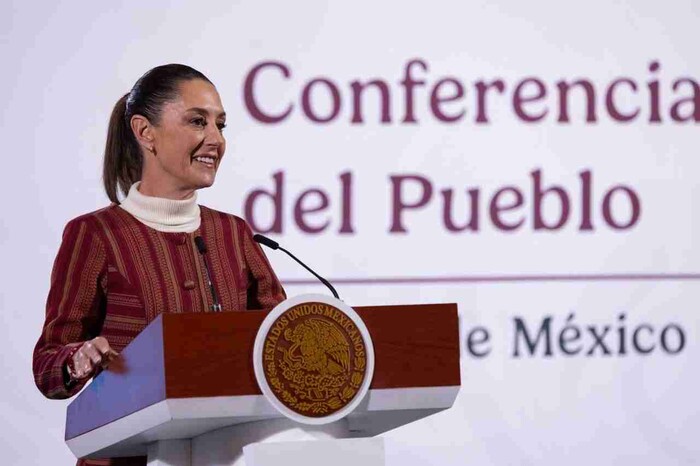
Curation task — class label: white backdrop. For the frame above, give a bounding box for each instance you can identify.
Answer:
[1,1,698,464]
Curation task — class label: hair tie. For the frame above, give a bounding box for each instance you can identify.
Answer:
[125,89,135,116]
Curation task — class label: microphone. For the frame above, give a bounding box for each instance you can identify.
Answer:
[253,233,341,300]
[194,236,222,312]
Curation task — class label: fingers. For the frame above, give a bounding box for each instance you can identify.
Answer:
[84,342,103,364]
[91,337,120,365]
[71,348,94,380]
[91,336,111,354]
[71,337,120,379]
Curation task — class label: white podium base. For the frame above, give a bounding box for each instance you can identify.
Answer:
[147,439,191,466]
[152,417,351,466]
[244,437,385,466]
[145,421,463,466]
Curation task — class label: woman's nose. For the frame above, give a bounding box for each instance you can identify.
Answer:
[205,124,226,147]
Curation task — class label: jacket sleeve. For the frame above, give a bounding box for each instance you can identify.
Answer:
[240,221,286,310]
[33,218,107,399]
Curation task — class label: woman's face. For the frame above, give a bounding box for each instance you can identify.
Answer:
[139,79,227,199]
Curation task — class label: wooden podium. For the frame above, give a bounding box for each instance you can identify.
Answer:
[65,303,460,465]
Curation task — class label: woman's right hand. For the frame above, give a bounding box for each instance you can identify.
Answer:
[67,336,120,381]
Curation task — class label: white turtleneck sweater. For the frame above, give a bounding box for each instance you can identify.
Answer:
[118,181,201,233]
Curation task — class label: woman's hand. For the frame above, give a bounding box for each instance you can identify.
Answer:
[67,336,119,381]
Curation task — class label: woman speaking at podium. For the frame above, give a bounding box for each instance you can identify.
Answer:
[32,64,286,466]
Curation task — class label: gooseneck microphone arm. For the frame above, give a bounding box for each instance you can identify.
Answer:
[253,234,341,300]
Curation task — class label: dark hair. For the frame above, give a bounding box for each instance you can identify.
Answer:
[103,64,212,203]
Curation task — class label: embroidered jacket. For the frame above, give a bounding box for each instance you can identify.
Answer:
[33,205,286,465]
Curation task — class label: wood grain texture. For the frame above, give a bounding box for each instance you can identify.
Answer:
[356,303,460,389]
[161,303,459,398]
[163,311,264,398]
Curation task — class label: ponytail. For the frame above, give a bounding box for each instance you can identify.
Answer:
[102,93,142,203]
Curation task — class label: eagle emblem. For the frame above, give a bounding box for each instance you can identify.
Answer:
[283,318,351,376]
[260,301,370,417]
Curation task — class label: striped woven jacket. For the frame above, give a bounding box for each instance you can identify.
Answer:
[33,205,286,465]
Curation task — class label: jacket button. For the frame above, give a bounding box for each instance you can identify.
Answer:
[182,280,196,290]
[176,234,187,245]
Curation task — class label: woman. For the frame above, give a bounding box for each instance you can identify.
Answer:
[33,64,286,466]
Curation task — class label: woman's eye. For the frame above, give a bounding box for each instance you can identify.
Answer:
[191,118,206,127]
[217,122,227,132]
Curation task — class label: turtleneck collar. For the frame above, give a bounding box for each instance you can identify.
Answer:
[118,181,201,233]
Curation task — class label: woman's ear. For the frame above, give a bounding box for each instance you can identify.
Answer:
[130,115,156,154]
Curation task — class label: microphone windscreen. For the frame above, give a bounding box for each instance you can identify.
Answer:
[253,234,279,250]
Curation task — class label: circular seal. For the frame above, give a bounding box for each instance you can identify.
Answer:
[253,294,374,425]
